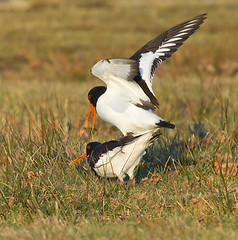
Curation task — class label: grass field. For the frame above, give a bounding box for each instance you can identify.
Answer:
[0,0,238,239]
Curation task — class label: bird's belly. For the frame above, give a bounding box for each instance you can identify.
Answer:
[93,132,153,180]
[97,98,161,134]
[93,153,118,178]
[94,164,117,178]
[94,150,141,179]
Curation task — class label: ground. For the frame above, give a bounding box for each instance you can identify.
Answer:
[0,0,237,239]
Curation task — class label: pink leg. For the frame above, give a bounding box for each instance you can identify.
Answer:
[119,179,124,184]
[131,179,135,185]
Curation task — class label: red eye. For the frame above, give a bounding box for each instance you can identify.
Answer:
[88,95,91,99]
[87,145,90,149]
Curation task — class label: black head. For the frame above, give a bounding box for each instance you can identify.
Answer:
[86,142,101,156]
[88,86,107,107]
[86,141,101,168]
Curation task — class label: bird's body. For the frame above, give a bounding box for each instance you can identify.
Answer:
[85,14,207,135]
[71,130,160,182]
[87,59,175,135]
[95,74,166,135]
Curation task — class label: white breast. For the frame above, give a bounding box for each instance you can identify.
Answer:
[97,90,163,135]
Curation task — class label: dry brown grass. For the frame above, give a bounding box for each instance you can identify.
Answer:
[0,0,237,239]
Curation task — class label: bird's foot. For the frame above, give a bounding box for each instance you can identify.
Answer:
[128,178,136,186]
[119,179,125,184]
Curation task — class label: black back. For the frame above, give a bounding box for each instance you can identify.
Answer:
[87,134,140,169]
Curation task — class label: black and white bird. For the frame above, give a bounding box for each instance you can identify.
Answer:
[71,130,161,183]
[85,13,207,136]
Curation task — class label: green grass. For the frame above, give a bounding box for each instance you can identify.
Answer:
[0,0,238,239]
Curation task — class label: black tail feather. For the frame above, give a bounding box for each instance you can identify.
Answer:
[156,120,175,129]
[149,130,162,143]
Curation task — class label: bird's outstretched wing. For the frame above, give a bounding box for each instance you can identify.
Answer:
[130,13,207,94]
[91,14,207,110]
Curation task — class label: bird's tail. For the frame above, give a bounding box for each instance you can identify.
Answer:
[156,120,175,129]
[119,133,141,145]
[148,130,162,143]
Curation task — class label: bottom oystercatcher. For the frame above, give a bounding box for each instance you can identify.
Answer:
[71,130,161,183]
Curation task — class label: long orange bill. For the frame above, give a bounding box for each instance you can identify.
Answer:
[70,152,87,165]
[92,105,96,130]
[84,104,96,130]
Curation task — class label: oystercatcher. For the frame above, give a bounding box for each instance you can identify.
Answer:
[71,130,161,183]
[85,13,207,135]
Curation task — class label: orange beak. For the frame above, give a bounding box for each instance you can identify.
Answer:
[70,152,87,165]
[84,104,96,130]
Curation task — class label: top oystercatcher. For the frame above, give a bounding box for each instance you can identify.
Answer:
[71,130,161,183]
[85,14,207,135]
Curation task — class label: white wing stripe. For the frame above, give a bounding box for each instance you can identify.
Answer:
[160,42,176,48]
[157,52,165,56]
[139,51,156,93]
[187,19,200,24]
[166,37,183,42]
[178,27,194,33]
[183,23,197,28]
[157,48,172,53]
[173,32,189,37]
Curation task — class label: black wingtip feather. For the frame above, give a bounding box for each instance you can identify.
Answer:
[130,13,207,61]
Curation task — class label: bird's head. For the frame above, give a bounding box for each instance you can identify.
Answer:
[70,142,101,165]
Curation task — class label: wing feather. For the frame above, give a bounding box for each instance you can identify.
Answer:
[130,13,207,92]
[91,14,207,110]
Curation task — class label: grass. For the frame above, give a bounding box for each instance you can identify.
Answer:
[0,0,238,239]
